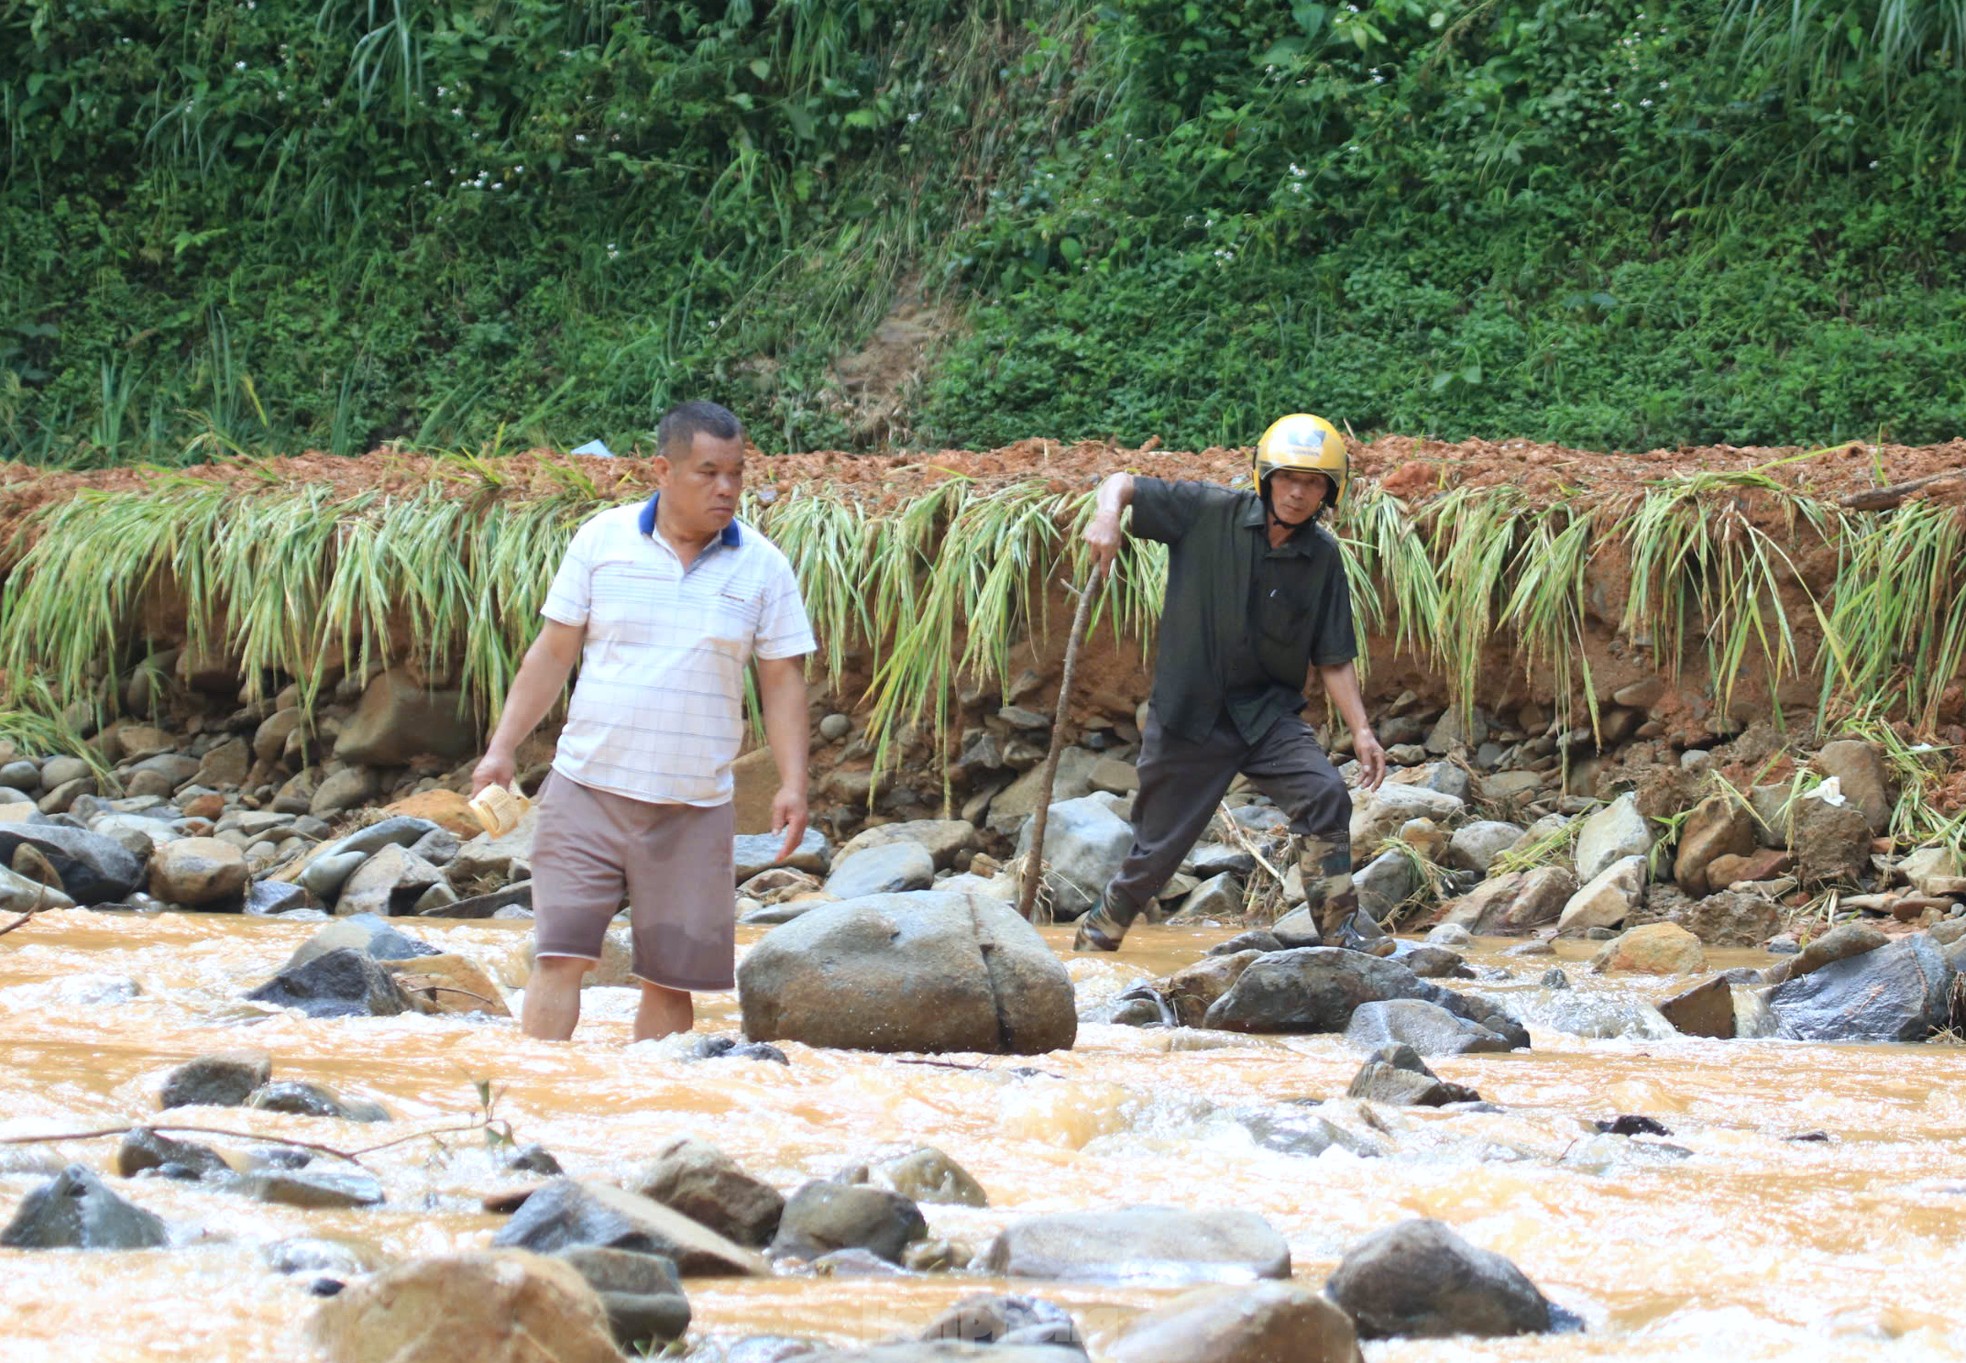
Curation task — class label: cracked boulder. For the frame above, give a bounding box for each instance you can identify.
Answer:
[737,891,1076,1054]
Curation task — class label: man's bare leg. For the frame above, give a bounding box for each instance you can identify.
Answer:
[522,956,592,1040]
[634,982,694,1042]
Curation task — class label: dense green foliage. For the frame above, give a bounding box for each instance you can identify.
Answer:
[3,0,1963,463]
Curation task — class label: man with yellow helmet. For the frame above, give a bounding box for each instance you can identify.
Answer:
[1073,413,1390,955]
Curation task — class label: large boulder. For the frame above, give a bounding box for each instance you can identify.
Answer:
[1324,1218,1565,1339]
[1573,794,1652,882]
[0,862,74,914]
[491,1178,769,1276]
[1013,795,1132,920]
[1201,947,1518,1039]
[770,1181,927,1264]
[1657,975,1736,1038]
[1672,795,1758,897]
[1110,1283,1362,1363]
[1556,855,1646,935]
[1769,935,1956,1042]
[0,823,143,905]
[825,842,936,899]
[285,913,440,971]
[0,1164,168,1249]
[1763,921,1888,985]
[148,837,249,907]
[307,1251,623,1363]
[1791,797,1874,887]
[985,1207,1290,1284]
[335,843,446,916]
[333,666,477,767]
[244,947,415,1019]
[630,1138,784,1248]
[738,893,1075,1055]
[1344,999,1518,1056]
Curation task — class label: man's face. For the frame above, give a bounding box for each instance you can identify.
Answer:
[656,432,746,536]
[1266,467,1330,525]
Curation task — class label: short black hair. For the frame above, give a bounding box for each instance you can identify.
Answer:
[656,400,744,458]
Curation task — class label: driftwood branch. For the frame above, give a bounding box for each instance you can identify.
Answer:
[1839,469,1966,512]
[0,1115,504,1168]
[1016,564,1105,923]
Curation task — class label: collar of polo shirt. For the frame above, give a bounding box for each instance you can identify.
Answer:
[638,493,743,548]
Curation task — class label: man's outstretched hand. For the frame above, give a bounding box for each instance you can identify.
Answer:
[771,786,809,863]
[471,746,516,796]
[1353,727,1388,791]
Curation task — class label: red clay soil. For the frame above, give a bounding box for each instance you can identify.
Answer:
[4,435,1965,533]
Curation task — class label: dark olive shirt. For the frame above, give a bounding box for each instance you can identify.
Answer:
[1131,477,1357,745]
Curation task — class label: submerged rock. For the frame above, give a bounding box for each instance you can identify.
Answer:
[244,947,415,1019]
[1324,1218,1569,1339]
[1657,975,1736,1039]
[1111,1282,1362,1363]
[1201,947,1522,1042]
[984,1206,1290,1284]
[920,1294,1085,1350]
[770,1181,926,1264]
[308,1250,622,1363]
[737,892,1075,1055]
[116,1127,230,1181]
[159,1049,271,1109]
[1345,1045,1482,1107]
[491,1177,770,1276]
[0,1164,168,1249]
[553,1246,691,1351]
[630,1138,784,1249]
[1344,999,1517,1056]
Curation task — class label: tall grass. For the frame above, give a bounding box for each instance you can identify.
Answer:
[2,454,1964,797]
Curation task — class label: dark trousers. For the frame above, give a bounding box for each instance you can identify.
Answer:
[1105,709,1352,916]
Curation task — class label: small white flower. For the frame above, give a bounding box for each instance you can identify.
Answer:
[1869,159,1880,169]
[575,134,587,143]
[234,60,246,71]
[452,106,463,116]
[1640,98,1652,107]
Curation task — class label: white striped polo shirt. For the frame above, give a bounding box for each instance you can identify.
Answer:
[541,497,816,806]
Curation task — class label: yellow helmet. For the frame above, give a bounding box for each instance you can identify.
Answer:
[1254,413,1348,507]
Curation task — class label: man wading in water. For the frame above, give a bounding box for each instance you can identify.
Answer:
[473,401,816,1041]
[1073,412,1391,955]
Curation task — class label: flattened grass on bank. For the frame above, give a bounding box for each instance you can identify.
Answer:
[1,442,1963,823]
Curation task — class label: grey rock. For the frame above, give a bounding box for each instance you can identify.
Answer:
[0,863,75,914]
[1657,975,1736,1039]
[0,1164,168,1249]
[247,1079,388,1122]
[1354,849,1420,923]
[631,1137,784,1248]
[284,913,439,970]
[333,666,476,766]
[1391,943,1474,979]
[738,892,1076,1055]
[115,1127,230,1180]
[40,754,91,788]
[1269,906,1322,948]
[86,813,166,861]
[819,713,853,742]
[834,819,976,871]
[423,881,531,918]
[1326,1218,1564,1338]
[1191,843,1257,878]
[985,1206,1290,1284]
[1108,1281,1358,1363]
[553,1244,683,1298]
[244,946,415,1018]
[1350,785,1466,851]
[1426,923,1473,946]
[0,823,144,904]
[36,775,94,812]
[921,1294,1084,1350]
[1012,795,1132,920]
[335,843,444,916]
[1346,1044,1482,1106]
[160,1050,271,1109]
[131,752,201,788]
[148,836,249,907]
[245,880,313,916]
[734,827,832,879]
[1171,872,1242,922]
[1814,739,1895,834]
[490,1177,770,1276]
[1557,855,1646,935]
[874,1147,988,1207]
[1447,821,1525,875]
[1770,935,1956,1042]
[407,827,460,866]
[1344,999,1517,1056]
[1763,921,1888,985]
[0,759,41,793]
[990,748,1101,826]
[770,1181,926,1264]
[449,804,541,882]
[240,1168,386,1209]
[308,766,380,817]
[1207,930,1283,956]
[261,1237,381,1277]
[1202,948,1512,1037]
[1574,794,1652,882]
[800,1347,1085,1363]
[825,841,936,899]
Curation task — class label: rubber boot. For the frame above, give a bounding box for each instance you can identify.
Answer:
[1298,833,1395,958]
[1073,888,1137,953]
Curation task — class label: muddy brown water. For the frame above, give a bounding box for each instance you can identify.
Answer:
[4,911,1965,1362]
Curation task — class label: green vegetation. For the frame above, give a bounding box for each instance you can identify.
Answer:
[6,450,1964,792]
[5,2,1964,463]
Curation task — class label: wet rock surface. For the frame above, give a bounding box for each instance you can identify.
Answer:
[984,1207,1291,1283]
[1324,1218,1570,1339]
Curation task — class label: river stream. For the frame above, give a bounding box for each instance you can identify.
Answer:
[4,910,1964,1361]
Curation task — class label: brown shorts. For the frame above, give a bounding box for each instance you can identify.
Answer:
[530,770,737,990]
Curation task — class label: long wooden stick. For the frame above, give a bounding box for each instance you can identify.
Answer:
[1016,564,1105,922]
[1839,469,1966,511]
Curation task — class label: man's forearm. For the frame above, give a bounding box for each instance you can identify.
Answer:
[486,641,577,755]
[757,661,810,794]
[1317,661,1372,735]
[1095,472,1135,521]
